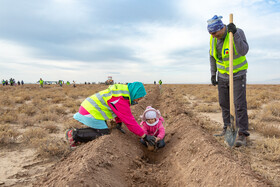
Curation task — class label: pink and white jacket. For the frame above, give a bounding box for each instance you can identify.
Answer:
[140,106,165,140]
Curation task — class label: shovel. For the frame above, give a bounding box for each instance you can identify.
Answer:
[225,13,238,147]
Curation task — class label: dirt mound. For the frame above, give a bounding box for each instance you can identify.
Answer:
[38,85,269,187]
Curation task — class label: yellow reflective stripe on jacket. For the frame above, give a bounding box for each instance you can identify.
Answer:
[81,84,130,120]
[210,32,248,74]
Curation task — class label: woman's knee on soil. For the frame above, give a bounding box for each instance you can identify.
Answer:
[96,128,110,135]
[73,128,110,143]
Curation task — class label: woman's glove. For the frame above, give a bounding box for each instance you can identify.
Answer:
[143,134,156,146]
[116,123,125,134]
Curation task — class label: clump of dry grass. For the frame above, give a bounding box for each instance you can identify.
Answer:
[256,90,271,102]
[14,97,25,104]
[70,107,77,113]
[247,97,261,109]
[62,118,85,131]
[68,92,81,99]
[20,105,37,116]
[52,96,66,104]
[257,137,280,162]
[0,98,14,106]
[42,122,60,133]
[264,103,280,118]
[32,98,48,106]
[0,124,20,144]
[63,99,80,108]
[19,115,36,127]
[248,111,258,120]
[1,111,18,123]
[195,103,220,113]
[259,109,280,122]
[35,138,71,158]
[194,116,220,132]
[251,121,280,137]
[54,106,68,115]
[21,93,32,101]
[22,128,47,144]
[36,112,59,122]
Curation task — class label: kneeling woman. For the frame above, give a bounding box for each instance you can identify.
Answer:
[66,82,155,148]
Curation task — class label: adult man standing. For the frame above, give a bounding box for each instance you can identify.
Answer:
[207,15,249,147]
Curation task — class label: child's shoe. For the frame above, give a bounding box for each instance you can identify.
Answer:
[65,129,76,148]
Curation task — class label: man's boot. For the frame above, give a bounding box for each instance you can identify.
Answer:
[235,133,247,147]
[214,127,227,137]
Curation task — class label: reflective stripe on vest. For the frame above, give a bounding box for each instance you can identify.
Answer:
[210,32,248,74]
[81,84,131,120]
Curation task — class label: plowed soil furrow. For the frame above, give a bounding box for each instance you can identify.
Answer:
[38,85,270,187]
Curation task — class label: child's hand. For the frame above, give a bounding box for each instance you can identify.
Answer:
[155,137,160,142]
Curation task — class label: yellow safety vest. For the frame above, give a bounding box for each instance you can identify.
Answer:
[210,32,248,74]
[81,84,131,120]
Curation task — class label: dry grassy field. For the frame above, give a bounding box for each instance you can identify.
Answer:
[0,84,279,186]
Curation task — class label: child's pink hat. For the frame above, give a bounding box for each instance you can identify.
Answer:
[140,106,161,121]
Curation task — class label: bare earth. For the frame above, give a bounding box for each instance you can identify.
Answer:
[1,84,279,186]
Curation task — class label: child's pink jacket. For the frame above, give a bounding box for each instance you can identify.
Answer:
[140,117,165,140]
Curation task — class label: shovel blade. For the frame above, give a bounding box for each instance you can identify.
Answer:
[225,125,238,147]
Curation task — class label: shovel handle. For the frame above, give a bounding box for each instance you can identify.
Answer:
[229,14,233,24]
[229,14,235,122]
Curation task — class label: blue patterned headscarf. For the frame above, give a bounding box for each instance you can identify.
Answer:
[207,15,224,33]
[127,82,146,103]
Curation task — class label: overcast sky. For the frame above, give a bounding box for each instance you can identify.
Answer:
[0,0,279,84]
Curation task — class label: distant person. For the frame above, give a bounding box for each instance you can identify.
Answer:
[39,78,44,88]
[2,79,5,86]
[158,80,162,89]
[207,15,249,147]
[21,80,24,85]
[10,78,14,86]
[154,81,156,85]
[17,81,20,86]
[139,106,165,149]
[65,82,156,148]
[5,80,8,85]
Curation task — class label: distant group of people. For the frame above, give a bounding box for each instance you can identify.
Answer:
[2,78,24,86]
[39,78,76,88]
[154,80,163,89]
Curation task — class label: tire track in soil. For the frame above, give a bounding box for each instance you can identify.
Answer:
[37,85,270,187]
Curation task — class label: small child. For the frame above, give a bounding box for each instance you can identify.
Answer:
[140,106,165,149]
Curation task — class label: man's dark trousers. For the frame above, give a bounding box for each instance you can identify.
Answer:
[218,74,249,136]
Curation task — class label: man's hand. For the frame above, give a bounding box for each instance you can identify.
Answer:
[143,135,156,146]
[227,23,237,34]
[116,123,125,134]
[211,75,218,86]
